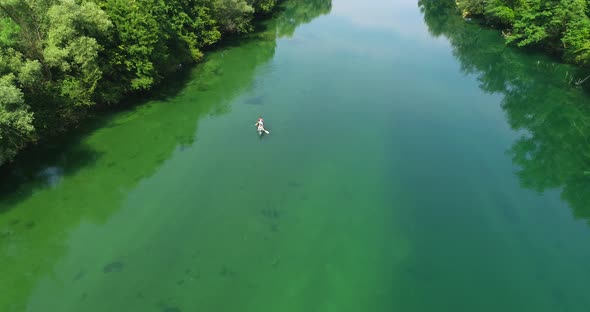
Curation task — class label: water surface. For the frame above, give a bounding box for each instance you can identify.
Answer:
[1,0,590,311]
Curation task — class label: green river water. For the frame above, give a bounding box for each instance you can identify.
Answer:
[2,0,590,311]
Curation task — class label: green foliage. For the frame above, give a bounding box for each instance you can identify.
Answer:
[0,73,34,164]
[17,59,42,87]
[485,4,515,25]
[213,0,255,33]
[99,0,168,91]
[0,0,283,164]
[165,0,221,60]
[562,5,590,65]
[44,0,112,106]
[249,0,276,14]
[0,17,19,46]
[456,0,590,66]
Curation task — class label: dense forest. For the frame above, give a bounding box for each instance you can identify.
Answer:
[419,0,590,222]
[455,0,590,69]
[0,0,281,166]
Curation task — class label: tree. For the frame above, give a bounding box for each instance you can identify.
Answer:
[44,0,112,107]
[249,0,276,15]
[164,0,221,61]
[212,0,254,33]
[0,74,34,164]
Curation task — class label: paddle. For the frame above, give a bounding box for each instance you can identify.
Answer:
[254,122,270,135]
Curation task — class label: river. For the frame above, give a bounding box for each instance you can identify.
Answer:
[1,0,590,311]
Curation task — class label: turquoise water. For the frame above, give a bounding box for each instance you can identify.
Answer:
[2,0,590,311]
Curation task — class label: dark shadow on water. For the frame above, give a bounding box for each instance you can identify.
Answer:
[573,67,590,96]
[0,147,104,214]
[102,261,125,274]
[0,66,195,215]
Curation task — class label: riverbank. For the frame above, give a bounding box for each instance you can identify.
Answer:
[453,0,590,83]
[0,0,286,166]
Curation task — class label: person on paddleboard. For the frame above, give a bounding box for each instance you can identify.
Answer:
[255,117,269,135]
